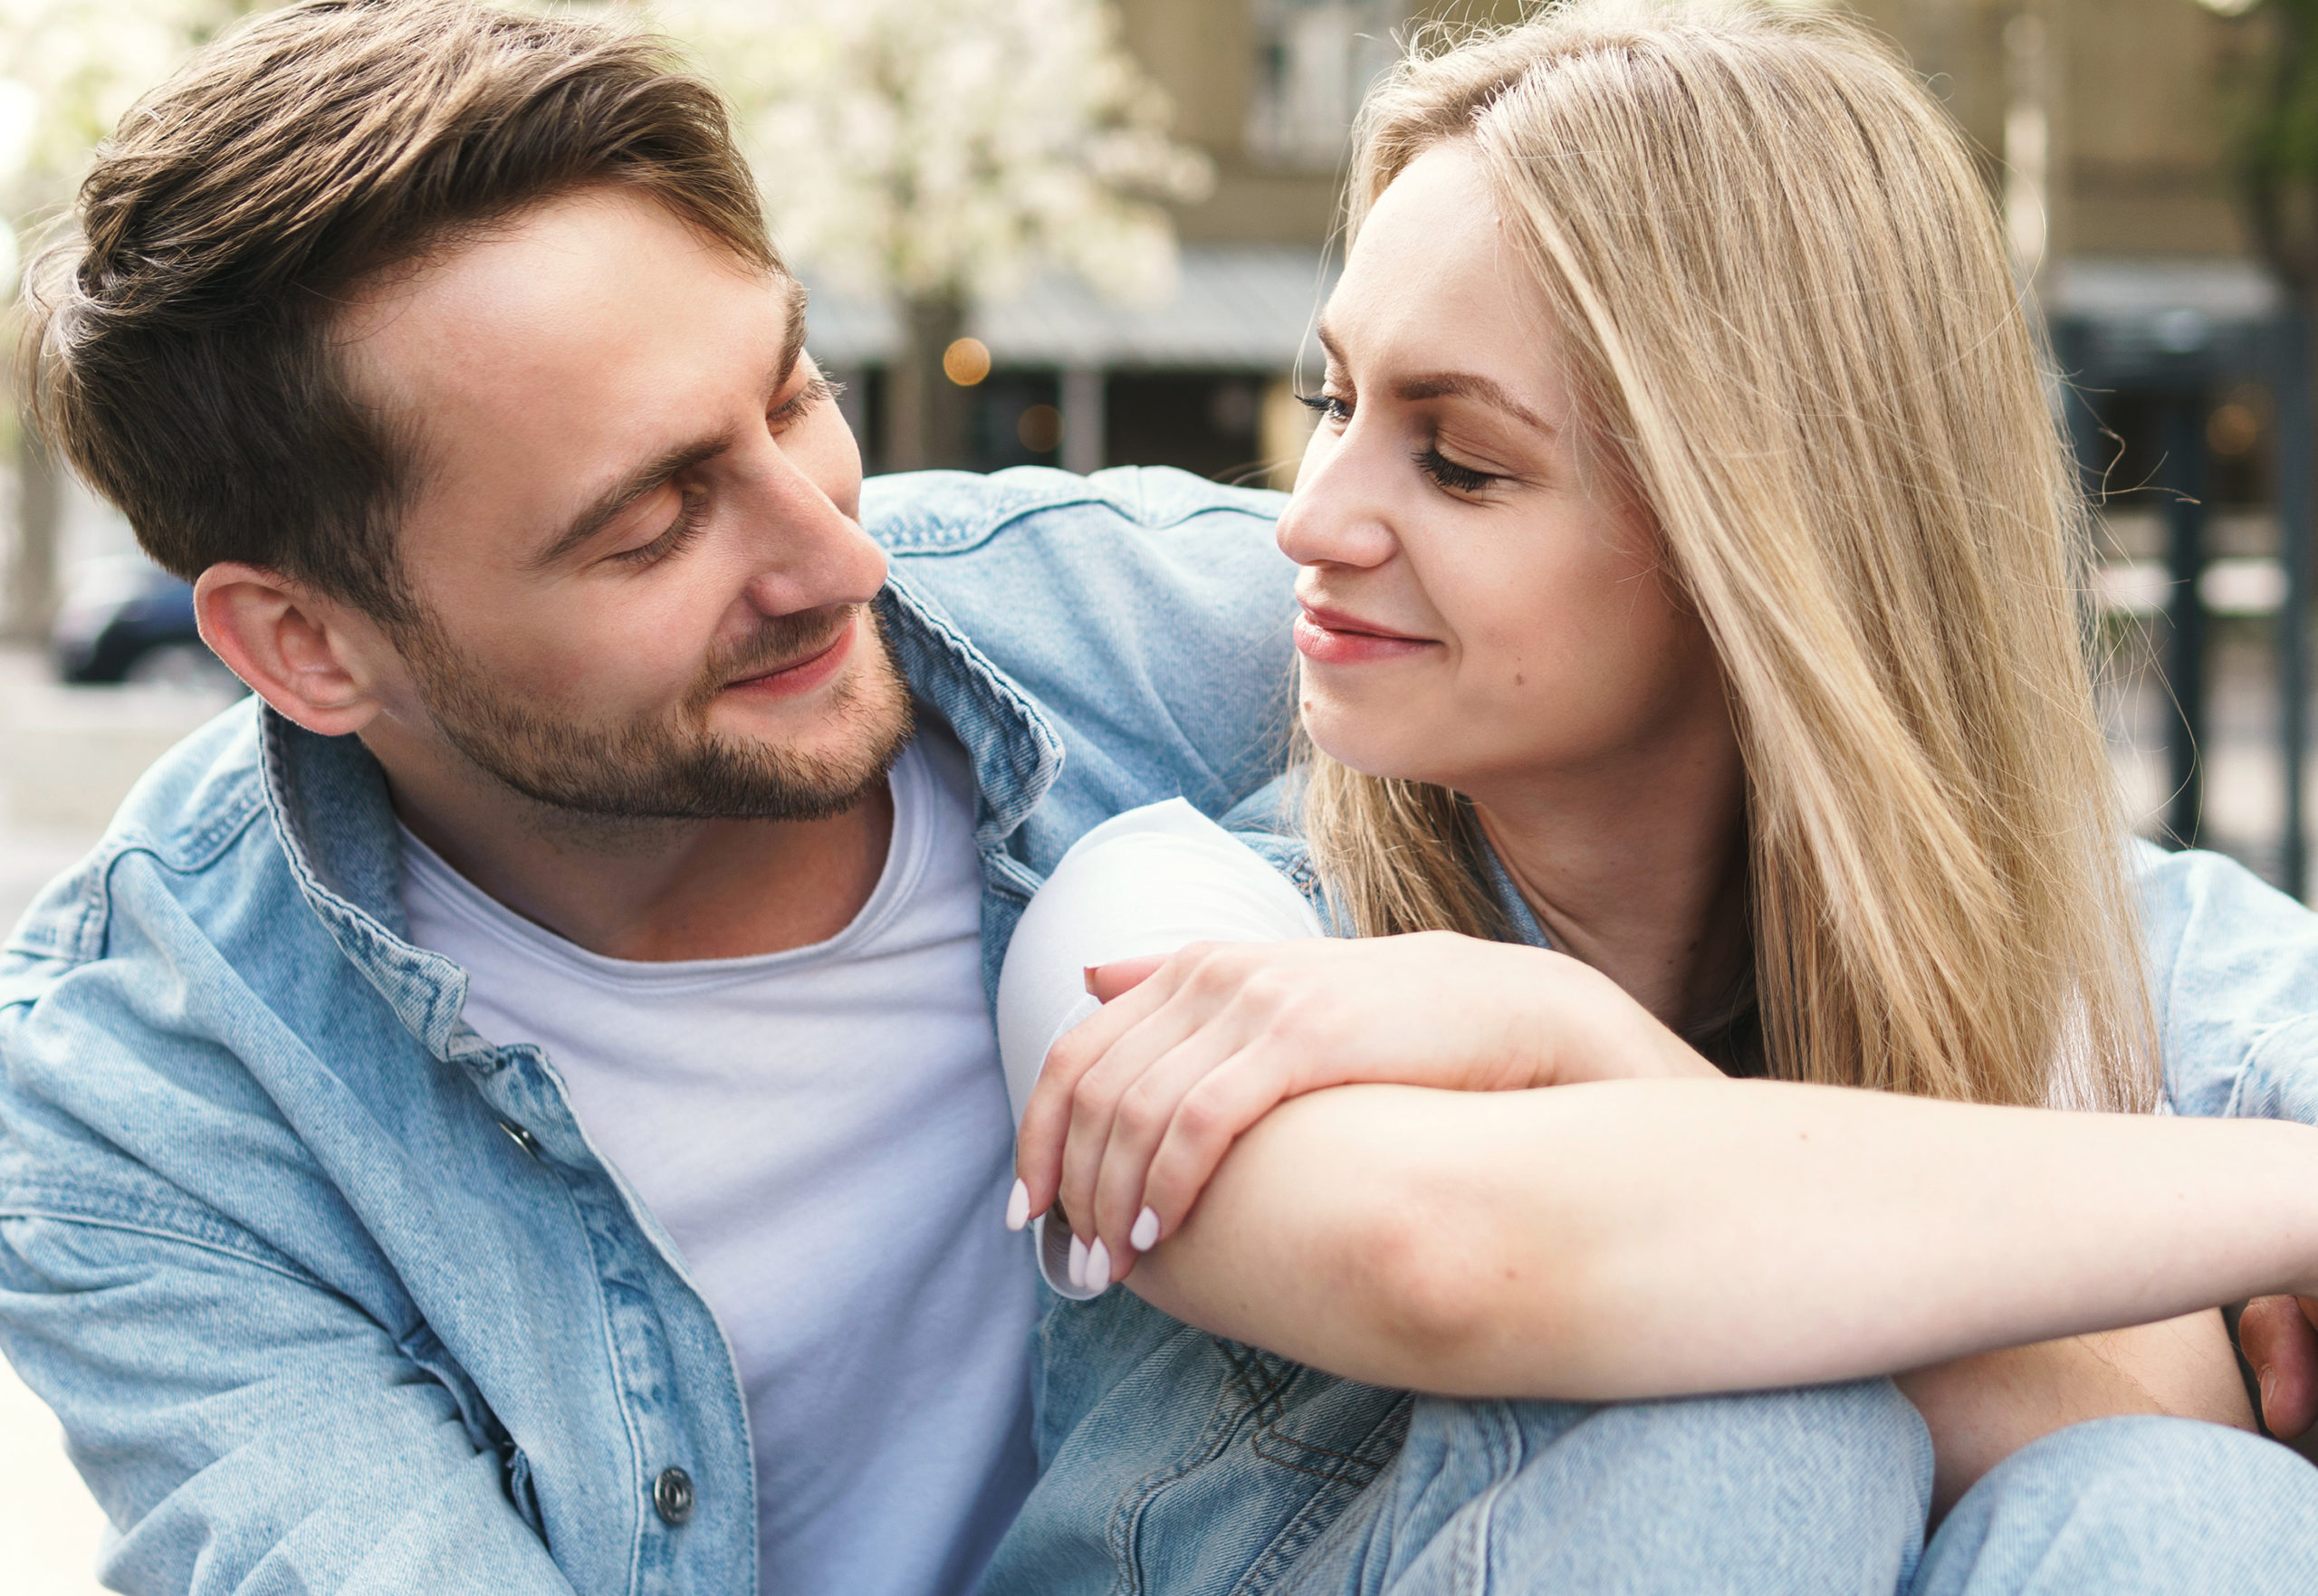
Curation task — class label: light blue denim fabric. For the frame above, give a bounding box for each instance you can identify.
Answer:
[1912,1416,2318,1595]
[0,465,1298,1596]
[984,830,2318,1594]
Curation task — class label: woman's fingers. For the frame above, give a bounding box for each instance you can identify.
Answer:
[1135,1057,1306,1251]
[1014,960,1185,1213]
[1085,1032,1264,1276]
[1087,953,1169,1002]
[1056,1002,1242,1257]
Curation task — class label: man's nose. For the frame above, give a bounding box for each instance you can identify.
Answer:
[731,445,888,613]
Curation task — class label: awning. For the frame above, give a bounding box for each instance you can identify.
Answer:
[804,244,1338,372]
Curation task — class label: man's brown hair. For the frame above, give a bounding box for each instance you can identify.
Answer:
[19,0,779,625]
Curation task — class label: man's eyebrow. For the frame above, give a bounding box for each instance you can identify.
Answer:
[532,277,813,572]
[773,274,809,395]
[530,432,732,570]
[1394,372,1557,435]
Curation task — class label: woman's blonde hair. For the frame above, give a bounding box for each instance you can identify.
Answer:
[1303,0,2158,1112]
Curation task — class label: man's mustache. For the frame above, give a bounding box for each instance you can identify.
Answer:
[687,605,861,710]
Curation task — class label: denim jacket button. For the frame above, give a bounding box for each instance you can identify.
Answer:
[653,1466,694,1525]
[499,1121,542,1159]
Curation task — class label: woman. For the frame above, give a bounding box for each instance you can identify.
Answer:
[982,4,2318,1592]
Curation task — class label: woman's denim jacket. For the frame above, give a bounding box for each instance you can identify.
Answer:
[983,841,2318,1595]
[0,466,1302,1596]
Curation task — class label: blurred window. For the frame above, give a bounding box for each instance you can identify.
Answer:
[1246,0,1403,171]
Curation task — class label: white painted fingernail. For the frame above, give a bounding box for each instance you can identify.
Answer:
[1131,1207,1160,1251]
[1005,1179,1030,1232]
[1087,1237,1112,1290]
[1068,1233,1088,1289]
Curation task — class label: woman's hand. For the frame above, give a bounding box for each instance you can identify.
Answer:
[1012,931,1717,1288]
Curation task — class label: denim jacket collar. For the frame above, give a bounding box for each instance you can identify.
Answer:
[258,566,1065,1069]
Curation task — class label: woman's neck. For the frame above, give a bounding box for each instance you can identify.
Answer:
[1470,743,1750,1037]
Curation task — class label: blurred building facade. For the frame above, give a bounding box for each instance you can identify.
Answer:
[814,0,2276,487]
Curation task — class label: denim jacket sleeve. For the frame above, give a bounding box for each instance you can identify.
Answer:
[0,880,575,1594]
[2136,840,2318,1125]
[0,1187,572,1595]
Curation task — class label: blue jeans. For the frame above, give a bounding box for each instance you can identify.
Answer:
[1277,1395,2318,1595]
[985,1293,2318,1594]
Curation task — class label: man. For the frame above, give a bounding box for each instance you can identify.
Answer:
[0,3,1293,1590]
[7,5,2318,1596]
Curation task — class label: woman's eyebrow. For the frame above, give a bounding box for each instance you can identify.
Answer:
[1394,372,1557,436]
[1312,320,1556,436]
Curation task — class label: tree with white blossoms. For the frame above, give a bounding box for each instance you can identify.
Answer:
[0,0,260,634]
[658,0,1213,469]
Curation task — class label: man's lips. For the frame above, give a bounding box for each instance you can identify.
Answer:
[721,614,857,700]
[1292,602,1437,665]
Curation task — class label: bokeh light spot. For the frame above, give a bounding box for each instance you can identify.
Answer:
[943,337,992,387]
[1017,404,1064,453]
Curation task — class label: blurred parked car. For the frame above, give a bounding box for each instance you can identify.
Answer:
[51,556,242,693]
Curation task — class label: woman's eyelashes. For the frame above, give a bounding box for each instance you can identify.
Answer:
[1415,444,1501,494]
[1298,386,1509,495]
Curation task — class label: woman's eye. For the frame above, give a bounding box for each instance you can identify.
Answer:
[1295,390,1353,425]
[1415,444,1500,495]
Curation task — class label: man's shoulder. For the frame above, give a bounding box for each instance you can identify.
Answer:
[4,698,273,971]
[861,464,1285,559]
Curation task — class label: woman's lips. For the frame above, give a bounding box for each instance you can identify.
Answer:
[1292,603,1438,665]
[723,614,857,700]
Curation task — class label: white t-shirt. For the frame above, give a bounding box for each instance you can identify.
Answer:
[993,799,1324,1298]
[399,732,1036,1596]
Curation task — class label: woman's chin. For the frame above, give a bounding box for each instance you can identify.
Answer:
[1299,705,1442,785]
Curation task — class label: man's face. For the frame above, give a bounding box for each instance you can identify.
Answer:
[340,187,907,821]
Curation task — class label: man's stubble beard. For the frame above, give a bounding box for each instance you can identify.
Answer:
[405,603,915,823]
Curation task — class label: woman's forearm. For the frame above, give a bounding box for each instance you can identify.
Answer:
[1125,1077,2318,1400]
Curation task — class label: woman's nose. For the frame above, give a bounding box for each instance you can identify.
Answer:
[1275,432,1401,571]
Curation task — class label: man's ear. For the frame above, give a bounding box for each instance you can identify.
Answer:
[193,563,398,737]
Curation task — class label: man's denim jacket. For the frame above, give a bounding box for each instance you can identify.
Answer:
[0,467,1300,1596]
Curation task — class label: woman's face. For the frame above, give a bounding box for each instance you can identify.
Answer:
[1281,144,1728,806]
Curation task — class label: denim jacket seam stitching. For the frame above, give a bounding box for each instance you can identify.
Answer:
[555,1170,656,1589]
[1101,1339,1283,1592]
[0,1202,328,1291]
[1225,1348,1399,1484]
[4,839,129,964]
[1223,1394,1413,1596]
[257,725,465,1050]
[2235,1012,2318,1115]
[7,771,268,962]
[891,498,1277,559]
[876,485,1107,551]
[880,581,1062,829]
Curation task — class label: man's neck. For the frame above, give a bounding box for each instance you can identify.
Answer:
[379,744,896,963]
[1468,734,1749,1037]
